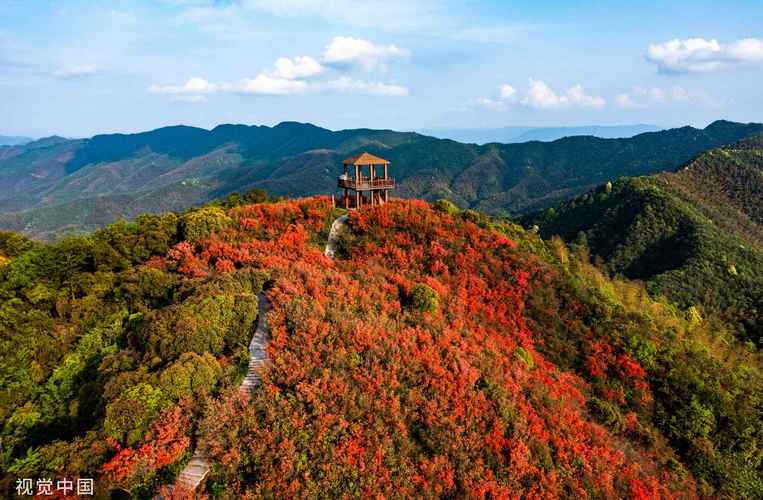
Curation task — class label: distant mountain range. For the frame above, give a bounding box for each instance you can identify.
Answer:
[0,135,33,146]
[418,124,661,144]
[1,119,762,240]
[523,134,763,345]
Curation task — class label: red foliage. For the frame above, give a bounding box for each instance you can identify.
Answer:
[163,198,694,498]
[101,404,191,488]
[167,241,209,277]
[586,340,613,379]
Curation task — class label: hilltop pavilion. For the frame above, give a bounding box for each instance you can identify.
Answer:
[337,152,395,209]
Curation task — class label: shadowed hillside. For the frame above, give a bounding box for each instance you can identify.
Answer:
[523,135,763,346]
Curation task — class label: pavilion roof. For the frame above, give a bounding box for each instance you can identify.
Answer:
[342,151,390,166]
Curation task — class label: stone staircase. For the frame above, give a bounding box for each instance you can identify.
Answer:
[157,215,345,497]
[324,214,348,259]
[239,292,271,394]
[173,452,210,493]
[158,292,270,498]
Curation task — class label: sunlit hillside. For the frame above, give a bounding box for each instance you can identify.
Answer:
[1,197,760,497]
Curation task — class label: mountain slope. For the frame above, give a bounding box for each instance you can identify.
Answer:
[1,120,762,240]
[523,135,763,345]
[1,197,761,497]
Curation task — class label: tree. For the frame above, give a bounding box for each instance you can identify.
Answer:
[104,383,167,447]
[159,352,222,401]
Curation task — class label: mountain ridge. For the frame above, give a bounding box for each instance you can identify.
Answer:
[418,124,661,144]
[1,119,762,240]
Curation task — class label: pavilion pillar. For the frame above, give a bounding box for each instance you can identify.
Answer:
[370,164,375,206]
[355,164,360,208]
[384,164,389,203]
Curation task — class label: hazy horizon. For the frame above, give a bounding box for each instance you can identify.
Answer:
[3,121,673,141]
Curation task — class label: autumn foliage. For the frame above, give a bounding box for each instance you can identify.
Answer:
[154,197,697,498]
[6,195,759,497]
[102,403,191,494]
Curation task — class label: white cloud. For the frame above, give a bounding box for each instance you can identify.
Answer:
[520,79,605,109]
[633,86,667,103]
[233,74,309,95]
[148,35,410,102]
[520,79,560,109]
[564,84,607,108]
[52,64,99,78]
[271,56,324,79]
[149,74,308,97]
[170,94,208,103]
[323,36,409,71]
[471,79,605,111]
[499,84,516,100]
[326,76,408,96]
[148,77,218,94]
[615,93,642,109]
[471,97,507,111]
[646,37,763,73]
[670,86,692,101]
[469,86,516,111]
[149,69,407,101]
[615,85,719,109]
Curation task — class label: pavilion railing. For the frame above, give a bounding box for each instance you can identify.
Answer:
[338,177,395,190]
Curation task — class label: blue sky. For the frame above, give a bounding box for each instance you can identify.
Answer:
[1,0,762,137]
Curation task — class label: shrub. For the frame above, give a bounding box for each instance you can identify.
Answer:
[243,188,270,204]
[461,209,490,227]
[514,347,534,369]
[181,207,231,243]
[104,383,167,446]
[679,398,716,439]
[159,352,222,400]
[145,294,235,360]
[410,283,439,313]
[587,397,625,433]
[0,231,36,258]
[433,198,459,215]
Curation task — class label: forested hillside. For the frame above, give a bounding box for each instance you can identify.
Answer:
[1,120,761,240]
[1,196,760,497]
[523,135,763,346]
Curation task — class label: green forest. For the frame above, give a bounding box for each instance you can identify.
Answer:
[523,135,763,347]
